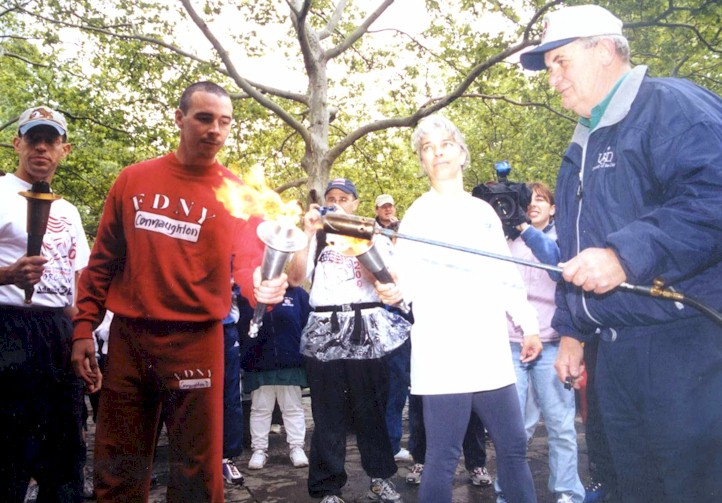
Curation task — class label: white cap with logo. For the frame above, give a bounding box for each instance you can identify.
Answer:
[375,194,395,207]
[18,106,68,136]
[520,5,623,71]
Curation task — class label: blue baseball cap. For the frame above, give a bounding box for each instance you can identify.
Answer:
[325,178,358,199]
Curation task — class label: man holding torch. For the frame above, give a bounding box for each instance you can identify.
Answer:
[287,178,410,503]
[0,106,90,502]
[70,81,288,502]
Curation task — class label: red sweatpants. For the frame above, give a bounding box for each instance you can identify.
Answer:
[94,316,224,503]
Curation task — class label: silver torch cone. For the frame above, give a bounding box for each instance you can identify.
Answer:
[248,220,307,338]
[322,214,409,314]
[19,181,62,304]
[356,241,410,314]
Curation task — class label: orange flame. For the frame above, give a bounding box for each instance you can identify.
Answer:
[215,165,301,227]
[327,234,373,257]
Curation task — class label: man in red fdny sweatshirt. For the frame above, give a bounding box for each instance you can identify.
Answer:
[70,81,288,503]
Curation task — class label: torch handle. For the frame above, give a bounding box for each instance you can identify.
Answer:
[368,269,409,314]
[248,304,267,338]
[24,234,45,304]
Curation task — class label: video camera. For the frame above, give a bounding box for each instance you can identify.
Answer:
[471,160,532,239]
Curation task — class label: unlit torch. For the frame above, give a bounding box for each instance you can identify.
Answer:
[322,213,722,329]
[354,241,410,314]
[248,220,307,338]
[19,181,62,304]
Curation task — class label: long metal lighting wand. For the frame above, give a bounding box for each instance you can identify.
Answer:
[322,213,722,329]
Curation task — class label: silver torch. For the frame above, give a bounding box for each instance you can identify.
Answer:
[356,242,410,314]
[19,181,62,304]
[248,220,307,338]
[323,213,410,314]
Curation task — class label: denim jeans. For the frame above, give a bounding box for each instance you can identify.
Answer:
[509,341,584,503]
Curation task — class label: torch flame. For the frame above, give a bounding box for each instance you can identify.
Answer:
[327,234,373,256]
[214,164,301,227]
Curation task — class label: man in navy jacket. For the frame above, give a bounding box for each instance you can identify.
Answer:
[521,5,722,502]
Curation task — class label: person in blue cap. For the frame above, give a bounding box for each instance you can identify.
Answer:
[520,5,722,502]
[288,178,411,503]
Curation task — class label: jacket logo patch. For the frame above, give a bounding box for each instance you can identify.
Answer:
[592,147,616,171]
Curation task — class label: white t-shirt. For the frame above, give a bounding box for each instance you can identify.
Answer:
[305,233,394,308]
[0,174,90,308]
[395,189,539,395]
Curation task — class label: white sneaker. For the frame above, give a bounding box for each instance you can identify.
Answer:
[290,446,309,467]
[393,447,412,461]
[556,493,574,503]
[368,477,402,502]
[248,449,268,470]
[25,481,39,503]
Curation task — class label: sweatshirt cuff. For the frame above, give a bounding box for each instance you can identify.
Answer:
[73,321,95,342]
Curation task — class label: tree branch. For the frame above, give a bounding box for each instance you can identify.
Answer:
[17,5,309,104]
[179,0,311,145]
[325,39,534,164]
[2,51,51,68]
[326,0,394,60]
[423,93,576,123]
[274,177,307,193]
[317,0,346,40]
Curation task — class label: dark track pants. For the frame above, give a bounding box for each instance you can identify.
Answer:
[419,386,536,503]
[0,306,85,503]
[222,322,243,459]
[596,316,722,503]
[306,356,397,498]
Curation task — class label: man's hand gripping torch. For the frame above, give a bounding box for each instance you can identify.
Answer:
[248,221,306,338]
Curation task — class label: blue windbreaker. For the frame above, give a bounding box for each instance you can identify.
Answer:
[552,66,722,340]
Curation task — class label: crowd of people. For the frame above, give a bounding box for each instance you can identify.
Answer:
[2,4,721,503]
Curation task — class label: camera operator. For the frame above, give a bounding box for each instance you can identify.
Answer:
[471,161,532,240]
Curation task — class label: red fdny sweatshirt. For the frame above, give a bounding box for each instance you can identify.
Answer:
[73,153,264,341]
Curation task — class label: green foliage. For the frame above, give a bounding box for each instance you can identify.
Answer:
[2,0,720,242]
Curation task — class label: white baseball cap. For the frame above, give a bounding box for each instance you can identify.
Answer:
[18,106,68,136]
[375,194,394,207]
[520,5,624,71]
